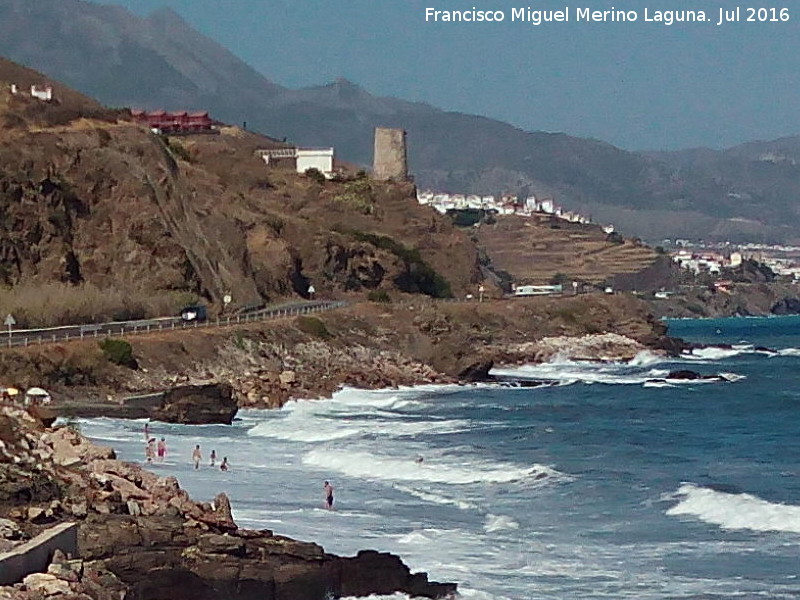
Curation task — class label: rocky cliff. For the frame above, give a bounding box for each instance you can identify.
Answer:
[0,57,481,329]
[0,403,456,599]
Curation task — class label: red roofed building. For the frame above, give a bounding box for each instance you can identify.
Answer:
[130,109,214,134]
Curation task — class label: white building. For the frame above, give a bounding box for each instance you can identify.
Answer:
[256,147,335,178]
[296,148,335,178]
[30,85,52,101]
[466,195,482,209]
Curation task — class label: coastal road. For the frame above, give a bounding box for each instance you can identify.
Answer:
[1,300,345,349]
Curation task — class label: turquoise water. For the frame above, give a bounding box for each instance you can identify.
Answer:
[81,316,800,599]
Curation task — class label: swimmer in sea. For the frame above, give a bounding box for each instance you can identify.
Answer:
[220,457,229,472]
[415,456,424,465]
[323,481,334,510]
[192,445,202,469]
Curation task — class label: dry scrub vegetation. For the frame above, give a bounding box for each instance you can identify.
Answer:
[0,283,199,328]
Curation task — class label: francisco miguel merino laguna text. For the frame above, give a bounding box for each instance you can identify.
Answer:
[424,6,791,26]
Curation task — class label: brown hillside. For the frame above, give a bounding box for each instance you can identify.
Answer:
[0,56,120,128]
[476,214,658,286]
[0,63,481,326]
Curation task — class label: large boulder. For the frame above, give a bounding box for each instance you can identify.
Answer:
[154,384,238,425]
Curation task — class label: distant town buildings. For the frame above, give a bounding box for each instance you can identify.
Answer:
[130,110,215,134]
[416,189,607,228]
[256,147,336,178]
[669,244,800,279]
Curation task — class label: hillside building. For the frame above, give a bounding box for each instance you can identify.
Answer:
[30,85,52,101]
[131,110,214,134]
[256,147,336,178]
[296,148,335,177]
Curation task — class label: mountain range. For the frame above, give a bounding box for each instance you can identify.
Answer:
[1,0,798,243]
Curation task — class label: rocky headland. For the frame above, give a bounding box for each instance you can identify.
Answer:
[0,294,685,421]
[0,402,456,599]
[649,282,800,319]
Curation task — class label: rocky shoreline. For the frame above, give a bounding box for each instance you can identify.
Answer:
[1,296,686,424]
[0,296,693,599]
[0,402,456,599]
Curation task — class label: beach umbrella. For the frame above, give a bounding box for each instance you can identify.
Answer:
[25,387,52,405]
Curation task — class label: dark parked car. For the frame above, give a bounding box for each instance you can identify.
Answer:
[180,305,208,322]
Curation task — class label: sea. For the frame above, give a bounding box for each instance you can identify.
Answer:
[78,316,800,600]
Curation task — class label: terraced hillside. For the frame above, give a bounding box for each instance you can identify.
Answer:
[476,214,658,286]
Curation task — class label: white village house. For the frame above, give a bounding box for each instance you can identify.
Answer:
[256,147,336,178]
[8,83,53,101]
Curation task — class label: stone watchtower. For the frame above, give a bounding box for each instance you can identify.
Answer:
[372,127,408,181]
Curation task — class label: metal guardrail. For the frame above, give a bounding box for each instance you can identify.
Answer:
[2,300,347,349]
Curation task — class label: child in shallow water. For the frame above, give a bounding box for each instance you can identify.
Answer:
[220,457,229,472]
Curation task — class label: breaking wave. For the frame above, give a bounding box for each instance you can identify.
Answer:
[666,483,800,533]
[302,448,563,486]
[684,344,800,361]
[393,484,478,511]
[484,514,520,533]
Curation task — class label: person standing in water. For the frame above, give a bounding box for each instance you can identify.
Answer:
[209,449,217,467]
[323,481,334,510]
[192,445,202,469]
[145,438,155,463]
[220,457,229,472]
[156,438,167,462]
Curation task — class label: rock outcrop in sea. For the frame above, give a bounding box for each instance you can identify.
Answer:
[0,403,456,600]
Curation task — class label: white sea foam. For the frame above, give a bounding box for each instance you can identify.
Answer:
[683,346,747,361]
[484,514,520,533]
[340,594,414,600]
[718,372,746,382]
[683,344,800,361]
[340,591,509,600]
[666,483,800,533]
[248,415,470,443]
[302,448,561,486]
[247,386,471,443]
[492,361,678,386]
[394,484,478,510]
[642,381,676,388]
[627,350,666,367]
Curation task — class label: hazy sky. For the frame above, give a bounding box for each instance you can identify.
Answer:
[99,0,799,150]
